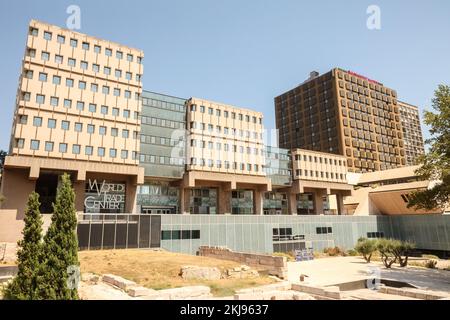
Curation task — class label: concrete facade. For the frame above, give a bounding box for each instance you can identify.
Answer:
[398,101,425,166]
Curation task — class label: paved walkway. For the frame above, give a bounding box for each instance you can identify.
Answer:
[287,257,450,292]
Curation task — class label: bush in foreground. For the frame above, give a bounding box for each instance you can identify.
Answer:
[355,238,377,263]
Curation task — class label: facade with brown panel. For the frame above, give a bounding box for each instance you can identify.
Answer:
[275,68,406,173]
[398,101,425,166]
[1,20,144,215]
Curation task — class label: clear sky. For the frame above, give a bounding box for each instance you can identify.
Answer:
[1,0,449,150]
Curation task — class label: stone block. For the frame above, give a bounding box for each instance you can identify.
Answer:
[292,283,326,296]
[180,266,221,281]
[128,286,157,297]
[102,274,137,292]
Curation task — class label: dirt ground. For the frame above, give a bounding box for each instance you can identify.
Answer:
[79,249,275,297]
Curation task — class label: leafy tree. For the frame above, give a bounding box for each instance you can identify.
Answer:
[354,238,377,263]
[376,239,397,268]
[3,192,44,300]
[408,85,450,211]
[391,240,415,267]
[38,173,79,300]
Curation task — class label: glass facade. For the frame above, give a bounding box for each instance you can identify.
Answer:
[263,192,288,215]
[263,146,291,187]
[137,182,180,214]
[231,190,254,214]
[189,188,217,214]
[140,91,187,178]
[84,179,126,214]
[297,193,314,215]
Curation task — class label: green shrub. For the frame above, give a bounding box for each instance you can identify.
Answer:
[346,249,358,256]
[376,239,398,268]
[323,247,345,257]
[391,240,415,267]
[354,238,377,263]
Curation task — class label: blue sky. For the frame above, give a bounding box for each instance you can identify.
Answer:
[1,0,449,150]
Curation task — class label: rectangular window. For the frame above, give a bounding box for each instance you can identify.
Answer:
[123,109,130,118]
[116,51,123,59]
[68,58,76,67]
[85,146,93,156]
[45,141,53,152]
[30,140,40,150]
[98,147,105,157]
[36,94,45,104]
[121,150,128,159]
[78,81,86,90]
[105,48,112,56]
[125,72,132,80]
[66,78,74,87]
[72,144,80,154]
[61,121,70,130]
[94,45,101,53]
[99,126,106,135]
[122,129,129,138]
[75,122,83,132]
[50,96,59,106]
[33,116,42,127]
[29,27,38,36]
[90,84,98,92]
[55,55,63,64]
[102,86,109,95]
[76,101,85,111]
[80,61,88,70]
[113,88,120,96]
[38,72,47,82]
[43,31,52,41]
[111,128,118,137]
[70,38,78,47]
[47,118,56,128]
[104,67,111,75]
[115,69,122,78]
[127,54,133,62]
[82,42,89,50]
[92,64,99,73]
[18,115,28,124]
[87,124,95,134]
[59,143,67,153]
[64,99,72,108]
[57,35,65,44]
[41,51,50,61]
[112,108,119,116]
[110,148,117,158]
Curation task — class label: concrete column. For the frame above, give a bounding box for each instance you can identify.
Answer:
[336,193,345,215]
[254,189,264,215]
[288,192,298,215]
[183,188,190,214]
[125,178,138,213]
[0,168,36,219]
[218,185,231,214]
[179,186,185,214]
[73,181,85,212]
[314,190,325,215]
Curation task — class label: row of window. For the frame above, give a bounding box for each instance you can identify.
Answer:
[190,139,262,155]
[143,98,186,113]
[190,104,262,124]
[23,70,141,99]
[29,27,143,63]
[15,139,136,159]
[295,169,345,180]
[26,49,142,83]
[161,230,200,240]
[294,154,344,166]
[190,122,262,140]
[190,158,260,172]
[18,115,138,138]
[18,95,139,120]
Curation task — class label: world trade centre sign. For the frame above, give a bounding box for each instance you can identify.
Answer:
[84,179,126,213]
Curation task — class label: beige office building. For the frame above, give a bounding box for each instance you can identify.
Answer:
[398,101,425,165]
[1,20,144,216]
[181,97,271,215]
[288,149,352,215]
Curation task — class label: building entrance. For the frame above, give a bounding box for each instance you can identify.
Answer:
[35,173,59,213]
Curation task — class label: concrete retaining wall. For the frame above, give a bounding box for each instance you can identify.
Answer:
[198,246,287,279]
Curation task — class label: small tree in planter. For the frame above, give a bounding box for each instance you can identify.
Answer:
[391,240,415,267]
[376,239,397,268]
[3,192,44,299]
[38,173,79,300]
[355,238,378,263]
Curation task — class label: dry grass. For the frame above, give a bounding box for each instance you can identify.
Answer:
[79,249,275,297]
